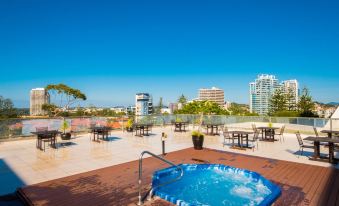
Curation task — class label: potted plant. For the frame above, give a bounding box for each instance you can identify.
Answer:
[60,119,71,140]
[268,122,273,128]
[126,118,134,132]
[176,117,183,123]
[192,131,204,150]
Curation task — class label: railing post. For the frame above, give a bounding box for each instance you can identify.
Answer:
[330,119,333,131]
[138,153,143,205]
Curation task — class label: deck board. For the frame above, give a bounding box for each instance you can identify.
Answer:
[17,148,339,206]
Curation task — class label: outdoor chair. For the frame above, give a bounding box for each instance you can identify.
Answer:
[313,127,328,146]
[41,133,56,151]
[249,130,260,151]
[89,124,98,141]
[313,127,322,137]
[35,127,48,148]
[251,124,257,132]
[222,127,238,147]
[276,125,285,142]
[296,132,314,158]
[251,123,262,135]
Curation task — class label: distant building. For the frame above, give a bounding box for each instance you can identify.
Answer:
[169,103,178,113]
[126,106,136,114]
[110,106,126,113]
[30,88,50,116]
[198,87,224,106]
[281,80,299,110]
[160,107,171,114]
[223,101,232,110]
[135,93,153,115]
[249,74,280,115]
[250,75,300,115]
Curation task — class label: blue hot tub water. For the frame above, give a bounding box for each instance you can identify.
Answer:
[152,164,281,206]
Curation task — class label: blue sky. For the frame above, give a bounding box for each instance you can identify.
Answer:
[0,0,339,108]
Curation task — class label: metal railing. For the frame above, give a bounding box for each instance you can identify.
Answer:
[138,151,184,205]
[0,115,338,139]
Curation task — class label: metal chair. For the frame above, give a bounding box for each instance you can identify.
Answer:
[249,130,260,151]
[313,127,328,146]
[276,125,285,142]
[251,124,257,132]
[222,127,235,147]
[35,127,48,149]
[296,132,313,158]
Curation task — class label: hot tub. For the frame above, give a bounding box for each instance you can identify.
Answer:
[152,164,281,206]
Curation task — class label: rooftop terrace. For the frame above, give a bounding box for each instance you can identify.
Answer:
[0,115,339,205]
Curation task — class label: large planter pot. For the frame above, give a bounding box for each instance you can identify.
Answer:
[61,133,71,140]
[192,135,204,150]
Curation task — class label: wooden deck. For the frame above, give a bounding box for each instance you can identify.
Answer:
[17,148,339,206]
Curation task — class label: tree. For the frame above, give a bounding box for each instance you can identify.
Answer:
[174,100,229,115]
[269,88,287,115]
[178,94,187,105]
[286,87,297,111]
[42,84,87,116]
[155,97,163,114]
[0,96,17,118]
[297,87,317,117]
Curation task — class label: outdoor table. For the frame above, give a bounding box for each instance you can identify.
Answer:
[256,126,279,141]
[304,136,339,164]
[31,130,61,150]
[91,126,111,141]
[320,130,339,138]
[134,123,152,137]
[225,131,253,149]
[203,123,224,136]
[174,122,188,132]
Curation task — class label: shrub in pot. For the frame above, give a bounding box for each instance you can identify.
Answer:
[192,131,204,150]
[126,119,134,132]
[60,119,71,140]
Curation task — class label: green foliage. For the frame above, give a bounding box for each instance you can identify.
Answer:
[175,117,183,122]
[272,110,300,117]
[155,97,163,114]
[42,103,58,116]
[178,94,187,105]
[60,119,70,133]
[174,100,229,115]
[286,87,297,111]
[126,118,134,128]
[46,84,87,101]
[228,103,250,115]
[297,87,318,117]
[75,107,86,116]
[0,96,18,119]
[269,88,287,115]
[191,130,204,137]
[244,112,259,116]
[43,84,87,116]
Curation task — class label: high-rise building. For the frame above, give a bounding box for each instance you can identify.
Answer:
[249,74,279,115]
[250,75,299,115]
[281,79,299,110]
[198,87,224,106]
[135,93,153,115]
[30,88,50,116]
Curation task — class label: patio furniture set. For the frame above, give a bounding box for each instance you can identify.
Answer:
[32,125,114,151]
[223,124,285,151]
[32,127,61,151]
[298,128,339,164]
[133,123,153,137]
[90,126,112,141]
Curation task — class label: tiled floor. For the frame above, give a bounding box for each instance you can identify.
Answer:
[0,126,338,195]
